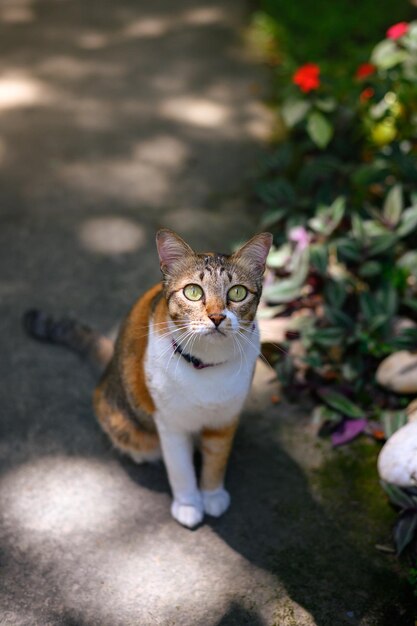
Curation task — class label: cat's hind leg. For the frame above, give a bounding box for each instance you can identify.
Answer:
[93,387,161,463]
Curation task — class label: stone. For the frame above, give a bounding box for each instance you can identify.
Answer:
[406,398,417,423]
[378,421,417,486]
[376,350,417,393]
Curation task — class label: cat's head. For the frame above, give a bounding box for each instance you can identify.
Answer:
[156,229,272,340]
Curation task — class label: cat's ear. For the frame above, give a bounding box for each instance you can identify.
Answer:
[156,229,194,273]
[232,232,273,273]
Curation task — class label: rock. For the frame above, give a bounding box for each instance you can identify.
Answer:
[378,421,417,486]
[393,316,416,336]
[406,398,417,423]
[376,350,417,393]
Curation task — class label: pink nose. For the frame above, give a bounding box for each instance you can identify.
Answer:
[208,314,226,327]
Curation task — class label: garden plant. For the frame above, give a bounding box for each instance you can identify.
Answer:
[255,19,417,554]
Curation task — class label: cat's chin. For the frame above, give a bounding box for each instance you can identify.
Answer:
[203,328,227,340]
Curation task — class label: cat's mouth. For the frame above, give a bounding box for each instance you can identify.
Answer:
[205,327,227,338]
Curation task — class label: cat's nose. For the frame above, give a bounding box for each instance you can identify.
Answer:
[208,313,226,327]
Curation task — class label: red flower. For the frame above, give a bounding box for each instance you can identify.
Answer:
[360,87,374,103]
[292,63,320,93]
[386,22,409,40]
[355,63,376,80]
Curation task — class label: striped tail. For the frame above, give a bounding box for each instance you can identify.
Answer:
[23,309,114,371]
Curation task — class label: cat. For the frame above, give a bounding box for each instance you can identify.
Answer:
[24,228,272,528]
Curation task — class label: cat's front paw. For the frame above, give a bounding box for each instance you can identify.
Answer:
[202,487,230,517]
[171,500,204,529]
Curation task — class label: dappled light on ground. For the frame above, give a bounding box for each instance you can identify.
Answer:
[0,456,127,537]
[59,136,189,206]
[0,73,52,111]
[77,6,228,50]
[122,16,171,39]
[37,56,123,81]
[79,216,146,255]
[0,0,35,24]
[59,529,278,626]
[182,7,225,26]
[0,0,302,622]
[0,136,6,165]
[160,96,231,128]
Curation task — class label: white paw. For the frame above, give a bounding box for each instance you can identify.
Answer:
[171,500,204,529]
[127,449,162,464]
[202,488,230,517]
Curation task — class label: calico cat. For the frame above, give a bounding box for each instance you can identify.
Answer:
[24,229,272,528]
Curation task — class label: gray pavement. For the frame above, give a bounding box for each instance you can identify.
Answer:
[0,1,412,625]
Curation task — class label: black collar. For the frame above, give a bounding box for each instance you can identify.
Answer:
[172,339,222,370]
[171,324,256,370]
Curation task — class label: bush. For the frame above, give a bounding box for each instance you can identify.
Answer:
[258,22,417,444]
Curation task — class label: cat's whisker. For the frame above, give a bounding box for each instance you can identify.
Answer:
[173,330,196,379]
[132,319,192,337]
[164,328,195,367]
[231,334,244,381]
[160,329,192,362]
[131,326,189,342]
[236,332,249,372]
[235,329,276,374]
[153,325,192,343]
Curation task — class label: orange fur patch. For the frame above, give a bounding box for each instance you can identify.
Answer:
[94,387,159,454]
[200,422,238,491]
[121,283,163,415]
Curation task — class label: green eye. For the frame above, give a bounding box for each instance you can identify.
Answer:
[183,284,204,301]
[228,285,247,302]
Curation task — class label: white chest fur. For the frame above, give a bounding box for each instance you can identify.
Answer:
[144,322,260,433]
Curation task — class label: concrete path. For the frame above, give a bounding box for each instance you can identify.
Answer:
[0,1,410,625]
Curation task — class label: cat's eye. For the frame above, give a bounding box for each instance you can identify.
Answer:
[228,285,247,302]
[183,284,204,301]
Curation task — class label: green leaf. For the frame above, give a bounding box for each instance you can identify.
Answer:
[260,207,288,227]
[403,298,417,313]
[311,405,343,432]
[315,98,337,113]
[311,327,346,347]
[325,307,354,330]
[368,314,390,332]
[261,143,293,172]
[352,214,368,242]
[381,411,408,440]
[318,389,364,418]
[394,512,417,555]
[309,244,328,275]
[391,328,417,351]
[256,178,295,206]
[358,261,382,278]
[324,279,347,308]
[383,185,403,226]
[352,161,389,187]
[266,244,291,268]
[281,99,311,128]
[367,233,398,257]
[376,284,398,319]
[359,292,378,322]
[362,219,388,237]
[306,111,334,149]
[397,206,417,238]
[381,481,416,510]
[257,304,286,319]
[263,280,303,304]
[309,197,345,236]
[371,39,408,69]
[336,237,362,262]
[398,251,417,279]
